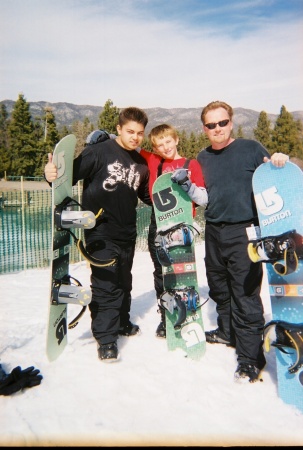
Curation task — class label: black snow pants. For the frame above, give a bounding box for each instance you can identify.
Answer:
[87,239,136,345]
[204,221,266,369]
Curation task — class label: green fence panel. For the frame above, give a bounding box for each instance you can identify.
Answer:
[0,186,205,275]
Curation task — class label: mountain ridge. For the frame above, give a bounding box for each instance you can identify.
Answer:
[1,99,303,139]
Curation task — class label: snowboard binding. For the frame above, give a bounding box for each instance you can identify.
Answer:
[52,275,92,329]
[248,230,303,275]
[54,196,96,230]
[264,319,303,374]
[160,287,200,330]
[155,222,198,267]
[54,197,116,268]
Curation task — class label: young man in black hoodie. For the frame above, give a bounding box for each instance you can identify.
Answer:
[45,107,152,362]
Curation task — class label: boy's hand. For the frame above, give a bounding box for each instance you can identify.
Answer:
[44,153,58,182]
[171,169,192,193]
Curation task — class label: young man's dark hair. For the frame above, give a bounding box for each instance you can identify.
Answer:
[118,106,148,128]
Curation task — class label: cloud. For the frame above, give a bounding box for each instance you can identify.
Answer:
[0,0,302,113]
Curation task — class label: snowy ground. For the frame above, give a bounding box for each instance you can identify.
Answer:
[1,243,303,447]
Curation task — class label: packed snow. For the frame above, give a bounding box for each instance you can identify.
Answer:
[1,243,303,447]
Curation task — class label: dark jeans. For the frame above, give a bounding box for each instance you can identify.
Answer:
[87,239,135,345]
[205,221,266,369]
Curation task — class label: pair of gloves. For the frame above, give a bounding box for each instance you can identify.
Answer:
[171,169,208,207]
[0,365,43,396]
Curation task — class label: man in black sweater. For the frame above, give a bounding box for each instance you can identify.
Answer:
[197,100,289,382]
[45,107,152,362]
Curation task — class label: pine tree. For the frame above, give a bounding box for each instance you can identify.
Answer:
[59,125,71,140]
[177,130,188,157]
[72,118,94,157]
[31,115,45,176]
[7,93,38,177]
[43,108,60,151]
[236,125,244,138]
[0,104,10,178]
[178,130,210,158]
[98,99,120,134]
[187,132,200,159]
[32,108,60,176]
[196,131,210,150]
[295,119,303,159]
[253,111,272,151]
[271,105,303,157]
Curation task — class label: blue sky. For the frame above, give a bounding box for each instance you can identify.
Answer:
[0,0,302,113]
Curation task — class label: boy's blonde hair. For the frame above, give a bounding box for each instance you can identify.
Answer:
[148,124,178,146]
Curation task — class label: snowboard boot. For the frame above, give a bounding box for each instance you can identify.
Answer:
[205,328,236,347]
[118,321,140,336]
[98,342,119,362]
[234,362,263,383]
[155,305,166,338]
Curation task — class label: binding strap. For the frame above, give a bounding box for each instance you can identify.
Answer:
[68,230,116,267]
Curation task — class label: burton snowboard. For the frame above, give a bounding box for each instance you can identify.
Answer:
[152,172,206,360]
[248,161,303,412]
[46,134,95,361]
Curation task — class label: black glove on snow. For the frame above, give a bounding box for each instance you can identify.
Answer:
[0,366,43,396]
[171,169,192,193]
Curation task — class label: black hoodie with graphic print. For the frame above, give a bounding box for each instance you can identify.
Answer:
[73,138,152,245]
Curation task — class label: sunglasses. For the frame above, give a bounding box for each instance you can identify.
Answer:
[204,119,230,130]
